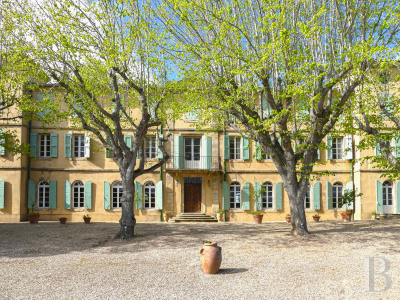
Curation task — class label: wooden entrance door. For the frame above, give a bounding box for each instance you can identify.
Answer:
[184,179,202,212]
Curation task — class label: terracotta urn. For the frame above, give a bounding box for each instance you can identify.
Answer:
[285,216,291,223]
[217,213,223,222]
[253,214,263,224]
[200,242,222,274]
[27,213,40,224]
[58,217,67,224]
[313,216,320,222]
[340,212,352,222]
[83,217,91,224]
[164,213,170,222]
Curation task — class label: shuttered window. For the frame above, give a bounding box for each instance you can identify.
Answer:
[144,182,156,208]
[262,182,273,209]
[304,185,311,209]
[38,181,50,208]
[39,134,51,157]
[73,181,85,208]
[230,182,241,209]
[332,182,343,209]
[229,137,241,160]
[383,181,393,206]
[112,182,123,208]
[332,138,343,159]
[74,135,85,158]
[145,137,156,159]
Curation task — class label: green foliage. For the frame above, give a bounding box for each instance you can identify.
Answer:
[250,211,262,215]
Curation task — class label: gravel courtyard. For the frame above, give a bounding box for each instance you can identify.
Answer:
[0,220,399,300]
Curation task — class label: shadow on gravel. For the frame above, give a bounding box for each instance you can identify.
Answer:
[218,268,248,274]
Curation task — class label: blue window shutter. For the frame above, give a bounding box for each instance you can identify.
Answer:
[156,135,163,159]
[64,180,71,209]
[275,182,283,210]
[0,179,4,209]
[84,134,90,158]
[156,181,163,210]
[135,181,143,210]
[84,180,92,209]
[223,181,230,210]
[30,132,38,158]
[397,181,400,213]
[375,142,381,156]
[326,136,332,160]
[241,138,250,160]
[396,138,400,158]
[326,182,333,209]
[201,136,212,169]
[104,181,111,209]
[28,180,36,208]
[255,142,262,160]
[317,148,320,160]
[49,180,57,209]
[64,134,72,158]
[345,181,354,210]
[242,182,250,210]
[124,134,132,150]
[376,180,383,213]
[173,136,183,169]
[0,129,5,155]
[254,181,262,210]
[313,182,321,210]
[223,135,229,160]
[50,133,58,158]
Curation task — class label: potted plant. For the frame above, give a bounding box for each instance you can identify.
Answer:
[215,209,225,222]
[370,211,379,220]
[163,210,171,222]
[251,211,263,224]
[285,214,291,223]
[339,190,362,222]
[312,213,321,222]
[83,214,91,224]
[58,217,67,224]
[27,201,40,224]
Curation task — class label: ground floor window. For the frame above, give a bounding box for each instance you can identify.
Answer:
[383,181,393,206]
[230,182,241,209]
[262,182,273,209]
[38,181,49,208]
[332,182,343,209]
[144,182,156,208]
[73,181,85,208]
[112,182,123,208]
[304,185,311,209]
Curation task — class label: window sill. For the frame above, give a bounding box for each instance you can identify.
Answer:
[69,157,88,161]
[37,157,53,161]
[143,208,161,212]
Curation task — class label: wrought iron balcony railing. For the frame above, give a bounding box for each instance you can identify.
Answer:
[165,156,221,171]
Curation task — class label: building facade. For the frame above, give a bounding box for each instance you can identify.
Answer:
[0,90,398,223]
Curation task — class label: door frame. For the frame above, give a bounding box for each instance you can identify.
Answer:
[180,175,206,213]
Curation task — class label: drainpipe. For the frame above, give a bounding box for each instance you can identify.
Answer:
[160,125,163,222]
[26,119,32,216]
[351,133,355,220]
[223,126,226,222]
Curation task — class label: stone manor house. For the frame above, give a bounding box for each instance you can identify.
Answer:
[0,86,398,223]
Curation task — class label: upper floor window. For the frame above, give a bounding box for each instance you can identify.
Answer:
[383,181,393,206]
[74,135,85,158]
[112,182,123,208]
[145,137,156,159]
[39,134,51,158]
[332,137,343,159]
[230,182,241,209]
[262,182,273,209]
[144,182,156,209]
[304,185,311,209]
[332,182,343,209]
[73,181,85,208]
[38,181,49,208]
[230,137,241,160]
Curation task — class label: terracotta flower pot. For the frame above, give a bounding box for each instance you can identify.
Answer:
[83,217,91,224]
[313,216,320,222]
[27,214,40,224]
[164,213,170,222]
[200,242,222,274]
[58,218,67,224]
[285,216,291,223]
[340,212,352,222]
[253,214,263,224]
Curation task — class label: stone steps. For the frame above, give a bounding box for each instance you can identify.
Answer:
[171,213,218,223]
[380,214,400,219]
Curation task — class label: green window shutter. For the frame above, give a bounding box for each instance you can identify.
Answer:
[173,135,183,169]
[241,138,250,160]
[30,132,38,158]
[137,145,142,160]
[49,180,57,209]
[156,180,163,210]
[0,179,4,209]
[375,142,381,156]
[277,136,281,145]
[124,134,132,150]
[242,182,250,210]
[50,133,58,158]
[326,136,332,160]
[104,181,111,209]
[84,134,90,158]
[397,181,400,213]
[28,180,36,208]
[64,180,71,209]
[255,142,262,160]
[345,181,354,210]
[313,181,321,210]
[223,135,229,160]
[0,129,5,155]
[317,148,320,160]
[376,180,383,214]
[201,136,212,169]
[84,180,92,209]
[135,181,143,210]
[254,181,262,210]
[326,182,333,209]
[156,135,163,159]
[223,181,230,210]
[396,138,400,158]
[275,182,283,210]
[64,134,72,158]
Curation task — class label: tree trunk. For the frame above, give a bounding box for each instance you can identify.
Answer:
[115,171,136,240]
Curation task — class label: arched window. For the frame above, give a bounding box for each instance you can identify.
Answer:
[38,181,49,208]
[112,182,123,208]
[333,182,343,209]
[262,182,273,209]
[383,181,393,206]
[144,182,156,209]
[73,181,85,208]
[304,185,311,209]
[230,182,241,209]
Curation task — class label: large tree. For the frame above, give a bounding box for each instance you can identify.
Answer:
[11,0,177,239]
[155,0,400,235]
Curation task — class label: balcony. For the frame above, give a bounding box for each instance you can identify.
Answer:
[165,156,221,171]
